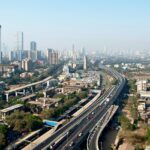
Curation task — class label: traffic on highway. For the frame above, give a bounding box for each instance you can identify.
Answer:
[30,65,126,150]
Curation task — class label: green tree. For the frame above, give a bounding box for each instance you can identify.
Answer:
[147,128,150,144]
[41,109,55,119]
[0,133,6,149]
[0,125,8,135]
[111,79,118,85]
[25,115,43,131]
[78,91,88,99]
[36,92,44,98]
[129,96,139,122]
[6,111,43,133]
[119,115,133,130]
[128,79,137,93]
[0,100,6,109]
[54,93,65,99]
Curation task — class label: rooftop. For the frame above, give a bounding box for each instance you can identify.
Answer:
[43,120,58,127]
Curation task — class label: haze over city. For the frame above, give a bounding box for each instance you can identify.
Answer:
[1,1,150,150]
[1,0,150,51]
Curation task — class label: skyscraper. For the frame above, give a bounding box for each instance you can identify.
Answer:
[30,41,37,51]
[17,32,24,61]
[21,58,32,71]
[72,44,77,61]
[45,48,52,60]
[17,32,23,51]
[83,55,87,71]
[81,47,86,56]
[30,50,37,61]
[46,49,59,65]
[29,41,37,61]
[0,25,2,64]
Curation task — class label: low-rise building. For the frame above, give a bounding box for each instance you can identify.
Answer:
[0,64,18,77]
[140,91,150,98]
[136,80,147,93]
[20,72,34,78]
[138,103,146,112]
[62,85,82,94]
[29,98,61,109]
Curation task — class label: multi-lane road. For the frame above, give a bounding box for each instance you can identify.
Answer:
[31,65,126,150]
[87,105,119,150]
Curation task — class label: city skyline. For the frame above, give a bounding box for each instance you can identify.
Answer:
[0,1,150,149]
[1,0,150,52]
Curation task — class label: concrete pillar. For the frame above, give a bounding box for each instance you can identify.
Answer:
[5,93,9,102]
[15,91,18,97]
[31,86,33,92]
[62,88,64,93]
[43,99,46,107]
[2,112,6,120]
[43,91,47,98]
[47,80,50,87]
[23,89,26,95]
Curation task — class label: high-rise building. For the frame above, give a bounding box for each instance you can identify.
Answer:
[37,50,42,60]
[51,52,59,65]
[83,55,87,70]
[0,25,1,63]
[81,47,86,56]
[30,41,37,51]
[30,50,37,61]
[9,51,16,61]
[45,48,52,60]
[17,32,24,50]
[21,59,32,71]
[22,50,29,59]
[29,41,38,61]
[46,49,59,65]
[72,44,77,61]
[17,32,24,61]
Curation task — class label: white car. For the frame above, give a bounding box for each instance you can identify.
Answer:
[69,141,74,147]
[78,132,83,137]
[92,112,95,115]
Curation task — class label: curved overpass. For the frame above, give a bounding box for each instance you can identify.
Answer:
[87,66,126,150]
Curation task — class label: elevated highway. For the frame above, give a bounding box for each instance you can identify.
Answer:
[87,105,118,150]
[4,76,52,101]
[22,65,126,150]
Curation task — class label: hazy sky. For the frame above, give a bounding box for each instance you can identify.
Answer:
[1,0,150,51]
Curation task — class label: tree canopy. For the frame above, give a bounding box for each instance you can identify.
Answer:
[119,115,133,130]
[0,125,8,149]
[6,111,43,133]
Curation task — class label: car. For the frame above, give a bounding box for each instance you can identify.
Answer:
[92,112,95,115]
[115,126,121,130]
[106,98,110,102]
[50,142,55,149]
[69,141,74,147]
[78,132,83,137]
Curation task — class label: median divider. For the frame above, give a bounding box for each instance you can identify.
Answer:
[73,90,101,117]
[87,105,118,150]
